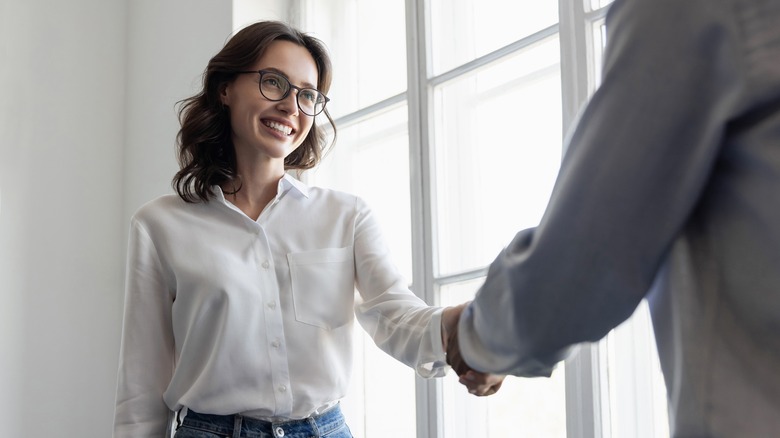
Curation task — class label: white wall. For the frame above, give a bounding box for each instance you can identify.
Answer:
[123,1,233,223]
[0,0,127,436]
[0,0,232,436]
[233,0,289,32]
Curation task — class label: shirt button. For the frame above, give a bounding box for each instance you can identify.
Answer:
[271,340,281,348]
[267,301,277,310]
[278,385,287,392]
[262,260,270,269]
[275,426,285,437]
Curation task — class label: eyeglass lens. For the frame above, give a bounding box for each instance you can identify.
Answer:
[259,71,327,116]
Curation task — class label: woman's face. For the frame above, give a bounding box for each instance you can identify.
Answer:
[221,40,319,165]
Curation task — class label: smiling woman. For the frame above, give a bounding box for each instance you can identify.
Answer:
[171,22,336,205]
[112,20,501,438]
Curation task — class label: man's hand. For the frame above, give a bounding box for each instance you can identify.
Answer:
[441,302,506,396]
[459,370,505,397]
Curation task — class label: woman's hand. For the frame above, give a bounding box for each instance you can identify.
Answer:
[441,302,506,397]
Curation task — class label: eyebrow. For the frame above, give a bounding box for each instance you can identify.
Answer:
[261,67,318,89]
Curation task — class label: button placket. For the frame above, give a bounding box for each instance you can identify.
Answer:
[252,226,293,417]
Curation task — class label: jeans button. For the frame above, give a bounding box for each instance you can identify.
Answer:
[275,426,285,437]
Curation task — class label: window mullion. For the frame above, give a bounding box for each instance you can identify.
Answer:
[559,0,604,437]
[405,0,442,437]
[559,0,593,135]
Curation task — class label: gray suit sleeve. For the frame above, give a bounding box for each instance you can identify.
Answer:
[458,0,743,375]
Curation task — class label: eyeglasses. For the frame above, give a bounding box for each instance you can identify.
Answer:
[235,70,330,116]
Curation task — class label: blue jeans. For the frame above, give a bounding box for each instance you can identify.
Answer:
[174,405,353,438]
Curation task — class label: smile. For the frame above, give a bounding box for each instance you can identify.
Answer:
[263,120,294,136]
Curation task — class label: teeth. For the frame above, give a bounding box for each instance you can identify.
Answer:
[264,121,292,135]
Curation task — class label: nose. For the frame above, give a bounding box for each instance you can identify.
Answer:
[276,89,299,116]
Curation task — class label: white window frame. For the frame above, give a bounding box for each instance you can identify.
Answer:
[405,1,609,436]
[289,1,665,437]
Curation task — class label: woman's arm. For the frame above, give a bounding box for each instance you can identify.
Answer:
[351,197,449,378]
[114,219,175,437]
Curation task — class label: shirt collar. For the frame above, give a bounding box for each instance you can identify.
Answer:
[211,173,310,203]
[279,173,310,199]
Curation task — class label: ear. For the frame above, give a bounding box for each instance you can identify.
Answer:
[219,82,231,106]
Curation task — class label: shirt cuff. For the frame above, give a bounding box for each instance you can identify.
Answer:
[430,308,446,361]
[416,308,448,378]
[458,303,558,377]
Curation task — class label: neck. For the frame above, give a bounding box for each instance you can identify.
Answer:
[223,161,285,221]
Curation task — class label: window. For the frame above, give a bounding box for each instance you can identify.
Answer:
[290,0,668,436]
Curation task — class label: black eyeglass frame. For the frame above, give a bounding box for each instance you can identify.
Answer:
[234,70,330,116]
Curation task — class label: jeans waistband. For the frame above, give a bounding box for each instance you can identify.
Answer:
[180,405,345,438]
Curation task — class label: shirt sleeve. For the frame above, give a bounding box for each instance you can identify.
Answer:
[351,197,448,378]
[113,218,176,437]
[458,0,743,376]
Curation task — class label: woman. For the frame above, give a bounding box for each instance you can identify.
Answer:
[113,21,502,438]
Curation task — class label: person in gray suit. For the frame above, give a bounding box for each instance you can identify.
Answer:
[444,0,780,435]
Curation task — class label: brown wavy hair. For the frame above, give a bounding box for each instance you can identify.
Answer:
[173,21,336,202]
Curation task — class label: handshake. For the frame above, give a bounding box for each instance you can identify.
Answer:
[441,302,505,397]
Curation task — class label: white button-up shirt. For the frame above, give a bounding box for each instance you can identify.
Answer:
[114,175,447,437]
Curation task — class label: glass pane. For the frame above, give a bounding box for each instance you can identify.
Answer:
[440,278,567,438]
[589,0,615,12]
[342,324,417,438]
[592,19,608,90]
[429,0,558,75]
[301,0,407,118]
[306,107,414,438]
[308,105,412,281]
[433,37,562,276]
[601,301,669,438]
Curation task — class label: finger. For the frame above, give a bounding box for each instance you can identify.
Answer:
[464,371,492,384]
[460,376,504,396]
[482,387,498,396]
[468,386,494,397]
[459,379,491,394]
[461,371,500,386]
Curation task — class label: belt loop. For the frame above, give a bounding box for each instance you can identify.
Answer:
[233,414,243,438]
[308,417,319,437]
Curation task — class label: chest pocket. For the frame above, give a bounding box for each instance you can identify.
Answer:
[287,246,355,330]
